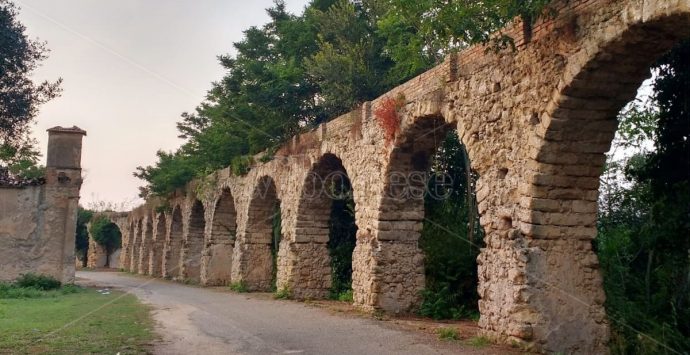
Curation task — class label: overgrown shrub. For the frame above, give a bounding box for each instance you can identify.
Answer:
[274,287,291,300]
[0,275,82,299]
[229,281,248,293]
[337,289,353,302]
[14,273,61,290]
[230,155,253,176]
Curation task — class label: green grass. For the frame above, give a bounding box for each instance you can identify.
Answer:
[436,327,460,341]
[0,287,154,354]
[465,336,491,348]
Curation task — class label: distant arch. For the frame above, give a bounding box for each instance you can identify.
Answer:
[202,188,237,285]
[149,213,166,277]
[181,200,205,283]
[233,176,281,291]
[163,207,183,278]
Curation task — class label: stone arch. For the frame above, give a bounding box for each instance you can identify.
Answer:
[359,114,457,312]
[86,216,124,269]
[149,213,166,277]
[163,206,183,278]
[233,176,281,291]
[280,153,358,299]
[181,199,205,283]
[505,6,690,353]
[201,187,237,286]
[137,216,153,275]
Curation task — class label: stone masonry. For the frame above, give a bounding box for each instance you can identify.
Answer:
[0,127,86,283]
[114,1,690,353]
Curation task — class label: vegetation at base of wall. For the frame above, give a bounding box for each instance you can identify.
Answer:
[0,274,82,299]
[228,281,248,293]
[274,287,291,300]
[133,0,555,199]
[420,133,483,321]
[335,289,353,302]
[12,273,61,291]
[0,288,154,354]
[596,40,690,354]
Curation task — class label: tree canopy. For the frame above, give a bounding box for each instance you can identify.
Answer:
[134,0,551,198]
[0,0,60,179]
[89,215,122,267]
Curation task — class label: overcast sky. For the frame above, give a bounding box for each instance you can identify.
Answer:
[16,0,309,210]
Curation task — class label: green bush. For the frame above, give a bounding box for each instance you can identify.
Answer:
[14,273,61,290]
[274,287,291,300]
[420,284,474,320]
[229,281,248,293]
[230,155,253,176]
[337,289,353,302]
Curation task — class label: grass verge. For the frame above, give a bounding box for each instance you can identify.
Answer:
[0,286,154,354]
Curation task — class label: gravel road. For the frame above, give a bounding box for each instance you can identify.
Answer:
[77,271,480,355]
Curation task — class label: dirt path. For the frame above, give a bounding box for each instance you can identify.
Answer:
[77,271,522,355]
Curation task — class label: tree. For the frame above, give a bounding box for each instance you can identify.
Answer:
[377,0,553,82]
[134,0,557,200]
[306,0,394,116]
[0,0,61,176]
[75,207,94,267]
[597,40,690,353]
[89,215,122,268]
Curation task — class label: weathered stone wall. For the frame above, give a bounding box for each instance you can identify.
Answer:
[116,1,690,352]
[0,127,86,284]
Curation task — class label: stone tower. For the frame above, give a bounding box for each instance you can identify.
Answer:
[44,126,87,282]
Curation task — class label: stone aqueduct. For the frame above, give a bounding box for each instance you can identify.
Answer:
[105,0,689,352]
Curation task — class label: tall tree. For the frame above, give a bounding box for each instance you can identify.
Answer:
[75,208,94,267]
[306,0,394,116]
[0,0,60,176]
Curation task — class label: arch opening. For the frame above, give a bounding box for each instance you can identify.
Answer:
[203,188,237,286]
[182,200,205,283]
[510,13,690,353]
[138,217,153,275]
[88,216,123,269]
[149,214,166,277]
[234,176,281,291]
[380,115,484,316]
[164,207,183,279]
[293,153,358,300]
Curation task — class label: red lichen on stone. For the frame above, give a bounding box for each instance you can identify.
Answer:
[374,97,402,144]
